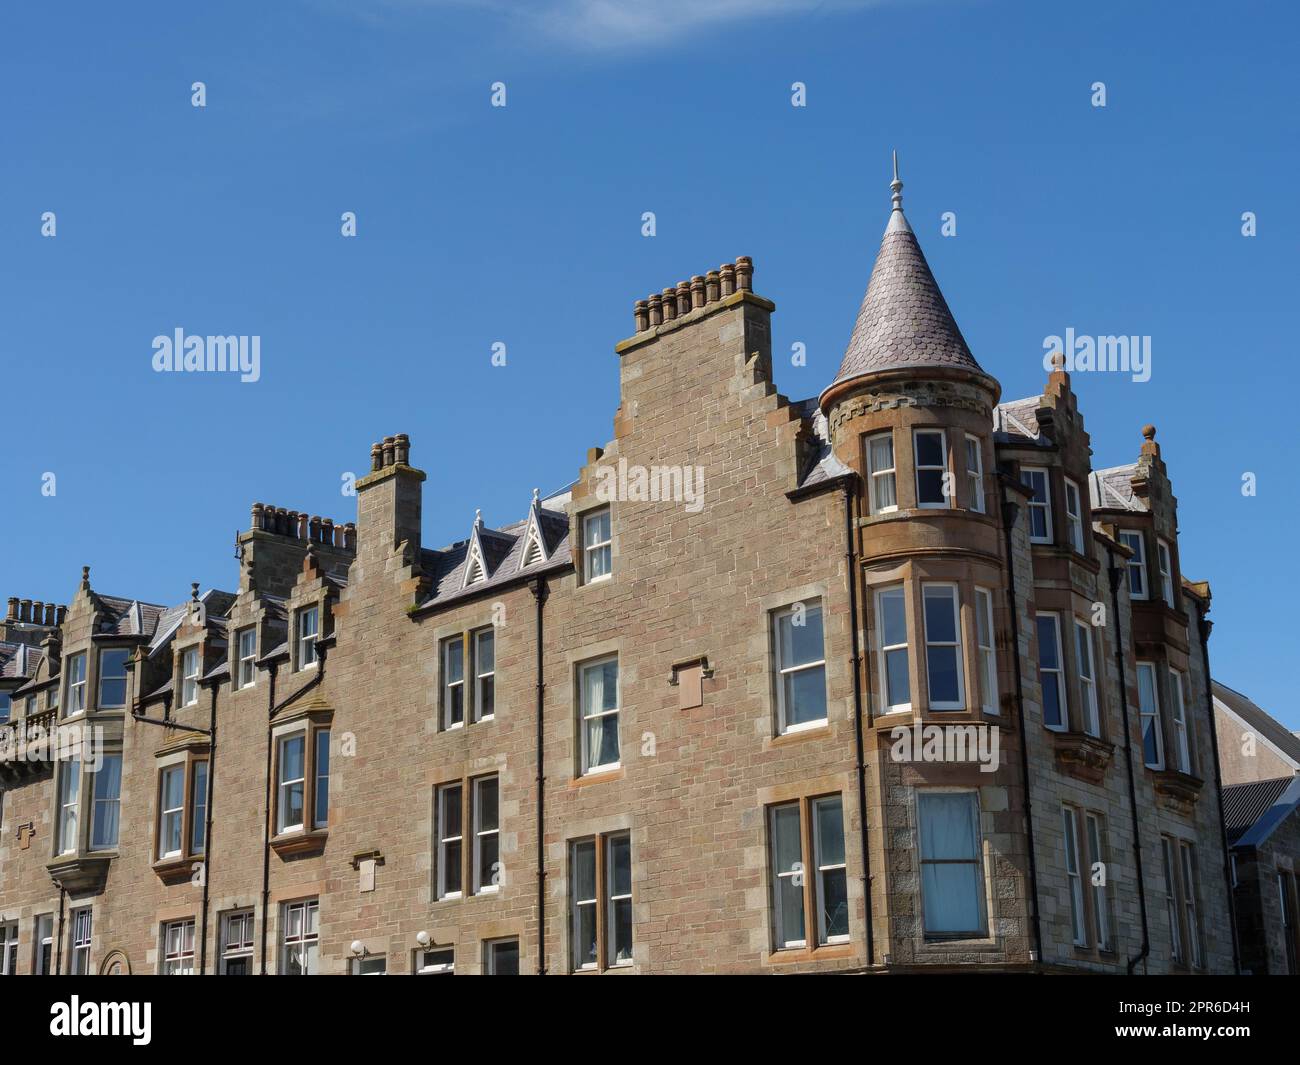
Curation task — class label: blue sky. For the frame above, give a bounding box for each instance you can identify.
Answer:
[1,1,1295,726]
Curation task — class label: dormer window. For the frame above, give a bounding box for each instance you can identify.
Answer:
[865,433,897,514]
[582,509,612,583]
[237,627,257,689]
[97,648,129,709]
[296,607,319,670]
[1157,539,1175,607]
[181,648,200,706]
[914,430,949,508]
[1064,478,1085,554]
[964,435,985,513]
[1119,531,1148,600]
[1021,468,1052,543]
[64,652,87,717]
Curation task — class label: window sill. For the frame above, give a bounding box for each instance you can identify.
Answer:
[270,827,328,859]
[765,723,832,750]
[569,766,625,789]
[153,853,204,885]
[47,852,115,893]
[763,943,855,967]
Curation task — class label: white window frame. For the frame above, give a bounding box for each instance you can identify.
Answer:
[296,606,319,670]
[1062,807,1087,947]
[237,627,257,689]
[582,508,612,584]
[312,728,330,830]
[65,651,87,716]
[472,775,500,894]
[1035,614,1066,731]
[975,587,998,715]
[1021,467,1053,543]
[1169,668,1192,774]
[964,434,985,513]
[34,914,54,975]
[768,802,806,950]
[1161,836,1182,962]
[1119,530,1148,600]
[442,635,465,730]
[159,763,185,859]
[772,601,827,734]
[1064,477,1085,554]
[578,655,620,775]
[161,918,196,975]
[1137,661,1165,769]
[571,838,599,970]
[279,898,319,976]
[875,585,911,714]
[57,758,81,855]
[415,947,454,974]
[69,908,92,975]
[0,922,17,976]
[96,648,129,709]
[181,647,200,707]
[220,910,255,975]
[1179,841,1202,968]
[472,627,495,723]
[1074,620,1100,738]
[436,782,464,900]
[90,753,122,851]
[913,428,950,509]
[922,583,964,711]
[1157,538,1175,607]
[606,832,633,968]
[1086,813,1111,951]
[866,432,898,515]
[813,795,849,946]
[276,732,307,835]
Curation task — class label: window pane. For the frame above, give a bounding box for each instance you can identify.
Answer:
[609,835,631,896]
[869,435,893,470]
[919,793,977,860]
[281,735,304,782]
[772,804,802,872]
[917,469,946,504]
[585,715,620,767]
[477,778,499,832]
[776,876,805,946]
[783,667,827,727]
[926,647,961,705]
[880,589,907,647]
[821,868,849,939]
[779,606,823,668]
[91,755,122,849]
[490,941,520,975]
[476,629,494,673]
[816,798,845,866]
[445,640,463,683]
[573,840,596,900]
[915,432,944,467]
[885,648,910,707]
[1035,616,1060,670]
[923,864,982,933]
[923,588,957,644]
[191,761,208,854]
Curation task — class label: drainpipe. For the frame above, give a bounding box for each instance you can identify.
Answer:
[841,479,875,968]
[530,577,549,975]
[55,886,66,975]
[259,661,278,975]
[198,679,219,974]
[1106,551,1151,975]
[1193,602,1240,973]
[999,490,1044,966]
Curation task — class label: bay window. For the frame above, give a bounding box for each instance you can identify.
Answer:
[917,791,986,938]
[914,429,949,507]
[97,648,129,708]
[922,584,963,710]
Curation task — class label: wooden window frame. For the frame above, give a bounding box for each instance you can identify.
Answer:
[568,830,633,972]
[767,794,849,954]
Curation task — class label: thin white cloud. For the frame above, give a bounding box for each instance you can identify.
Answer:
[364,0,892,51]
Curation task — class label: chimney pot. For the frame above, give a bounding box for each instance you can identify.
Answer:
[691,276,706,309]
[382,436,396,467]
[634,300,649,332]
[705,271,720,303]
[57,605,67,625]
[19,599,32,622]
[344,523,357,551]
[394,434,410,465]
[720,263,736,297]
[44,602,57,626]
[309,516,322,542]
[675,282,691,317]
[296,513,309,540]
[322,518,335,546]
[661,288,677,321]
[735,256,753,291]
[5,597,17,621]
[648,293,663,327]
[370,443,382,473]
[251,502,265,530]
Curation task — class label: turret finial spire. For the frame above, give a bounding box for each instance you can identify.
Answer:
[891,150,903,212]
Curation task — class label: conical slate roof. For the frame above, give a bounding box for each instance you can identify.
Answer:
[824,162,987,397]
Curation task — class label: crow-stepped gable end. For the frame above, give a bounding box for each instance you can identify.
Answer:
[0,162,1242,975]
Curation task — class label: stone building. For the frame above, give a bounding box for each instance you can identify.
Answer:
[0,165,1238,974]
